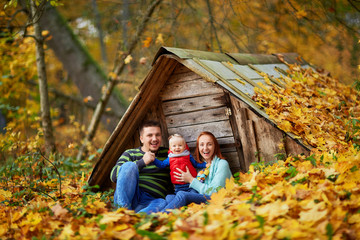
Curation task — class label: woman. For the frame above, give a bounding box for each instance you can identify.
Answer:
[161,131,232,212]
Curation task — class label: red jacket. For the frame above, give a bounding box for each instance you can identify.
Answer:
[169,153,198,185]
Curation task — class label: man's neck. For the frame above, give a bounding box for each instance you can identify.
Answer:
[141,146,158,153]
[141,146,148,152]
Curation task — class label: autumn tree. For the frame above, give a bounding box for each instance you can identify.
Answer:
[7,0,57,154]
[76,0,163,160]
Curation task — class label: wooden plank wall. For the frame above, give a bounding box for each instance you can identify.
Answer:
[159,64,241,174]
[229,95,310,170]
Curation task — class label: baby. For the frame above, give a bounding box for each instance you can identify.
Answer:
[153,134,206,193]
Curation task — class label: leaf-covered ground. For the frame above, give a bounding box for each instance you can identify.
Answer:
[1,64,360,239]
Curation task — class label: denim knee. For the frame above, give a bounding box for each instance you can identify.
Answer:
[117,162,138,180]
[121,161,137,171]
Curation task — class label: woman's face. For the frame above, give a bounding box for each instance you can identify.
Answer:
[198,134,215,162]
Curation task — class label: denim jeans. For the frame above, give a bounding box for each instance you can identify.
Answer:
[174,183,198,194]
[161,191,211,212]
[113,162,167,214]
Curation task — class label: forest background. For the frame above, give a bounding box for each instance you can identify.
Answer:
[1,0,360,239]
[1,0,359,160]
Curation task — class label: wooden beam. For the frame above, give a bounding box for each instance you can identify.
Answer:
[88,55,179,189]
[229,95,259,171]
[162,93,226,116]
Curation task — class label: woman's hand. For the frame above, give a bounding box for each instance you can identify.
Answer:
[174,166,194,183]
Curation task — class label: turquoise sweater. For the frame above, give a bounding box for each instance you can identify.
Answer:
[189,156,232,195]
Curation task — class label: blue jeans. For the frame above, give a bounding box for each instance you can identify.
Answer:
[174,183,198,194]
[113,162,167,214]
[161,191,211,212]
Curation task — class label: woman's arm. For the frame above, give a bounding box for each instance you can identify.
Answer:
[190,160,232,195]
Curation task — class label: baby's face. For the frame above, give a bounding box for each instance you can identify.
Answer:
[169,137,186,154]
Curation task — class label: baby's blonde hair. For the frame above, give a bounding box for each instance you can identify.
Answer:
[168,134,185,143]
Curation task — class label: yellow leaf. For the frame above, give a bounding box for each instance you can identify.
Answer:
[58,224,74,239]
[0,189,12,201]
[124,55,132,64]
[295,9,307,19]
[348,213,360,224]
[41,30,50,36]
[79,225,98,238]
[108,71,117,79]
[208,187,227,205]
[11,208,27,222]
[114,228,135,240]
[299,202,327,223]
[255,200,289,220]
[99,212,124,225]
[155,33,164,45]
[0,224,7,237]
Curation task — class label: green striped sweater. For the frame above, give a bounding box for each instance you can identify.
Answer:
[110,147,172,198]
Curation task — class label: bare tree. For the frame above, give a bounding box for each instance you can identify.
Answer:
[205,0,223,52]
[91,0,108,66]
[28,0,56,154]
[76,0,163,160]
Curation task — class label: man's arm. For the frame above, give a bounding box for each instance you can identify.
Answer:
[110,148,156,182]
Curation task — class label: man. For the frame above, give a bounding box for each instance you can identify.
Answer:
[110,120,172,213]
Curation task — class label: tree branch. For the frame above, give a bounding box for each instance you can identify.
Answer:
[205,0,223,52]
[77,0,164,160]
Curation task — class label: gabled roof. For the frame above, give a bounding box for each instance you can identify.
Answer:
[88,47,312,189]
[151,47,312,144]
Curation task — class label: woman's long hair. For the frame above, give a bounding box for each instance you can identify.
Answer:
[195,131,224,163]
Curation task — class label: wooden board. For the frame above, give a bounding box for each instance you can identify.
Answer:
[162,93,227,116]
[187,136,236,149]
[253,118,286,163]
[285,136,310,156]
[168,120,234,143]
[172,64,191,74]
[168,70,203,84]
[229,96,259,171]
[160,79,223,101]
[166,107,229,128]
[143,98,170,148]
[223,151,241,174]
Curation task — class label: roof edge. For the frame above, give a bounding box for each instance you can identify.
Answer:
[153,47,307,66]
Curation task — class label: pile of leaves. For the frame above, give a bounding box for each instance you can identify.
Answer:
[1,64,360,239]
[253,64,360,151]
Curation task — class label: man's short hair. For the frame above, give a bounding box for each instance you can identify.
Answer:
[139,120,161,135]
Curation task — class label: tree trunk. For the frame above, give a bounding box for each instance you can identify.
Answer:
[30,0,56,154]
[37,4,127,132]
[91,0,108,66]
[76,0,163,160]
[121,0,130,49]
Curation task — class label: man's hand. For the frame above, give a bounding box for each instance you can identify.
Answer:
[143,152,155,165]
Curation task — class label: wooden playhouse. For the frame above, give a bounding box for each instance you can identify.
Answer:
[88,47,311,191]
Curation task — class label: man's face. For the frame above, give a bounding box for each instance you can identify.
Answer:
[140,126,162,152]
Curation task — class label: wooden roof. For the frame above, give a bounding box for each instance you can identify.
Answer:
[151,47,312,141]
[88,47,312,189]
